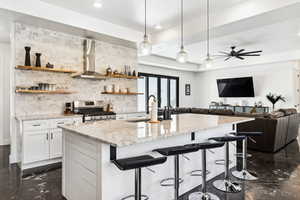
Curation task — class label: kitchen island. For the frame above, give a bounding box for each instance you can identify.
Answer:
[60,113,253,200]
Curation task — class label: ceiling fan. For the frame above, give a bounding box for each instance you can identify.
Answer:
[219,46,262,61]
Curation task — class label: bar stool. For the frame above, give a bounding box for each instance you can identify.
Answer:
[186,141,225,200]
[153,145,200,200]
[231,131,263,180]
[209,135,246,193]
[113,155,167,200]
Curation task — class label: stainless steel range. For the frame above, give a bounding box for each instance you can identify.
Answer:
[73,100,116,122]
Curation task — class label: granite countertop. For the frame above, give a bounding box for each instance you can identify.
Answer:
[16,114,83,121]
[60,113,253,147]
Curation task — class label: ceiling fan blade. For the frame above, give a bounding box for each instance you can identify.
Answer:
[241,54,261,56]
[224,57,231,61]
[236,49,245,54]
[240,50,262,55]
[236,56,245,60]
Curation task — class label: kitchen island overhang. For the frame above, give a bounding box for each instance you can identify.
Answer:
[60,114,253,200]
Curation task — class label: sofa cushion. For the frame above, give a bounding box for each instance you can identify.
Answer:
[209,109,234,115]
[191,108,210,114]
[278,108,297,116]
[266,111,285,119]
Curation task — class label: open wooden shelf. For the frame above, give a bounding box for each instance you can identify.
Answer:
[16,65,77,73]
[104,74,143,79]
[16,89,75,94]
[72,74,143,80]
[101,92,144,95]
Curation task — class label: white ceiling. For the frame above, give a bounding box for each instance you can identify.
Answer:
[40,0,244,32]
[154,18,300,64]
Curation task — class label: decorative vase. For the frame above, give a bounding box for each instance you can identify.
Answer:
[35,53,42,67]
[24,46,31,66]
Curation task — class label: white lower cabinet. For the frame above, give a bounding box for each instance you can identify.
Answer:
[20,116,82,169]
[23,130,49,164]
[50,129,63,159]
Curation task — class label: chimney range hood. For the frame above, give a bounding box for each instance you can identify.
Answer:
[72,39,105,80]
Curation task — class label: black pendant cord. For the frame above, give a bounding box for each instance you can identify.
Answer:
[144,0,147,37]
[206,0,210,57]
[180,0,184,49]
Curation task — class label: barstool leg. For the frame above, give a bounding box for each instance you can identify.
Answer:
[189,150,220,200]
[213,142,242,193]
[232,137,258,180]
[174,155,179,200]
[135,168,141,200]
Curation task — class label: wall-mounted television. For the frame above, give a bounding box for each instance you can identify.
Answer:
[217,77,255,97]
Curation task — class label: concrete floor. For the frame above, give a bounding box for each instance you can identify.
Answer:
[1,136,300,200]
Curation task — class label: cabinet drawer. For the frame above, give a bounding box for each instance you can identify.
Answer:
[23,120,48,131]
[51,118,82,128]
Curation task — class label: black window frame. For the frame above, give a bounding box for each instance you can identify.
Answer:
[138,72,179,112]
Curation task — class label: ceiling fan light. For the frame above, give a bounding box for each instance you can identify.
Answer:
[176,47,188,63]
[139,35,152,56]
[203,56,213,68]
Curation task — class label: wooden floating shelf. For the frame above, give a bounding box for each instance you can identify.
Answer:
[105,74,143,79]
[71,73,144,80]
[16,89,75,94]
[16,65,77,74]
[101,92,144,95]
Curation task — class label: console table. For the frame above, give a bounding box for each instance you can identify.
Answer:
[209,105,270,113]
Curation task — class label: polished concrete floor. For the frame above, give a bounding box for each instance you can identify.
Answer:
[0,136,300,200]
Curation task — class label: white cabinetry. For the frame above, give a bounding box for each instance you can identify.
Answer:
[23,130,49,164]
[19,116,82,170]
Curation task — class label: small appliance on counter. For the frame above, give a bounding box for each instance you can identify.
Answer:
[64,102,73,115]
[73,100,116,122]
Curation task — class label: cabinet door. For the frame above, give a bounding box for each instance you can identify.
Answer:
[23,131,49,164]
[50,129,63,159]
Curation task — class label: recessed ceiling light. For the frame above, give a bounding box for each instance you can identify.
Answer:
[298,31,300,36]
[154,24,163,30]
[94,0,103,8]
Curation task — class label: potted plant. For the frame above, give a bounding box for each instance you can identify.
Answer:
[266,93,286,111]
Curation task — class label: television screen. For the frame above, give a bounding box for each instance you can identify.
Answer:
[217,77,255,97]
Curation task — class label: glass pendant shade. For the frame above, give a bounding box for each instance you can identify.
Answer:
[139,35,152,56]
[176,47,188,63]
[203,56,213,68]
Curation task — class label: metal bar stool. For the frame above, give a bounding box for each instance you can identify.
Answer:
[186,141,225,200]
[209,135,246,193]
[113,155,167,200]
[153,145,200,200]
[231,131,263,180]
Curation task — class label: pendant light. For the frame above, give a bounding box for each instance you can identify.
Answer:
[139,0,152,56]
[203,0,213,68]
[176,0,188,63]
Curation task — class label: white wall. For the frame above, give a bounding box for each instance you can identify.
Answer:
[139,64,198,107]
[0,42,11,145]
[195,61,299,109]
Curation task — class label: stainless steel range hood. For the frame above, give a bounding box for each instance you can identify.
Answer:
[72,39,105,80]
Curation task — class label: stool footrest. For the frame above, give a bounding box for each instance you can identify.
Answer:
[215,159,232,165]
[121,194,149,200]
[190,170,210,177]
[160,177,184,187]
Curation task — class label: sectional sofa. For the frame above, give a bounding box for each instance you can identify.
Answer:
[159,107,300,153]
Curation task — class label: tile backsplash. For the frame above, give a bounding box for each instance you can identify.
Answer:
[14,23,138,116]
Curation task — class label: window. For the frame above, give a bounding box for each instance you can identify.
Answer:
[137,73,179,112]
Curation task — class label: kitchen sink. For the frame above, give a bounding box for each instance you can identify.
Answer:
[127,118,163,123]
[127,119,151,123]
